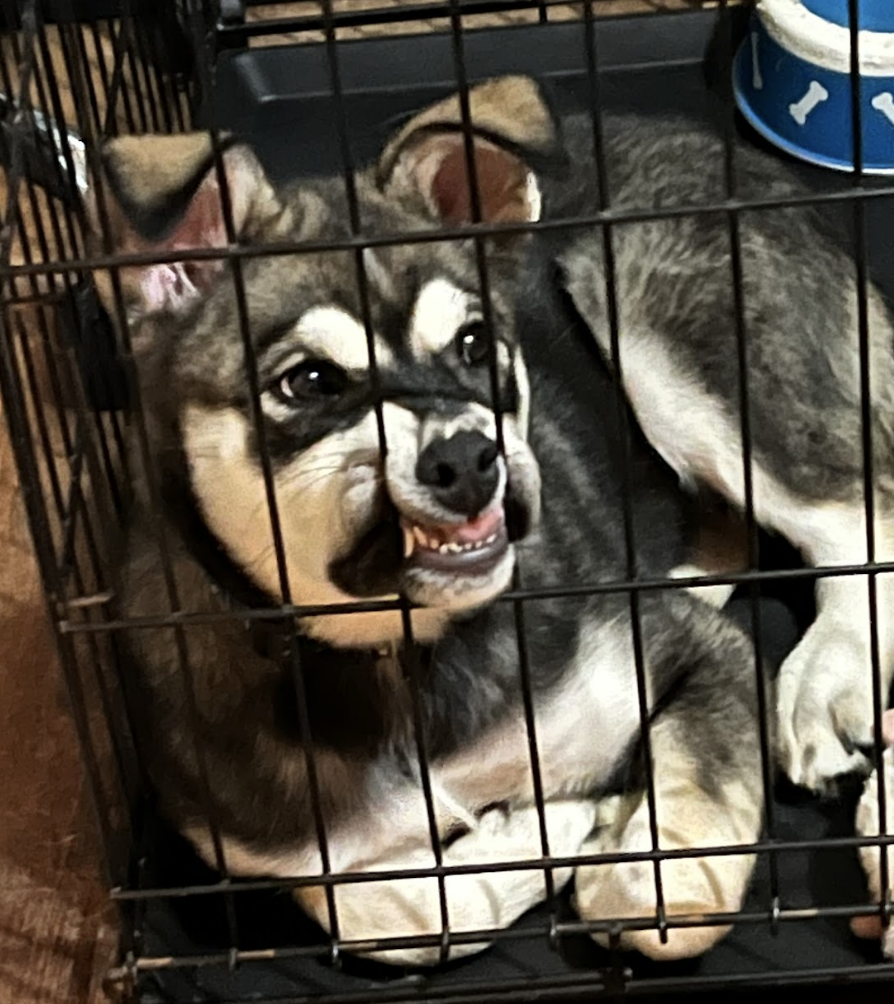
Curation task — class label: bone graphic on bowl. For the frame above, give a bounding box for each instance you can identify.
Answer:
[751,32,763,90]
[872,92,894,128]
[789,81,829,126]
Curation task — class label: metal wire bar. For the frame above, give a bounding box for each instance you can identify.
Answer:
[109,962,894,1004]
[16,175,894,277]
[208,105,343,957]
[847,0,890,931]
[31,24,85,257]
[444,0,561,935]
[55,556,894,635]
[116,824,894,895]
[104,893,894,971]
[110,823,894,899]
[220,0,581,41]
[715,0,780,925]
[100,16,140,137]
[582,0,667,944]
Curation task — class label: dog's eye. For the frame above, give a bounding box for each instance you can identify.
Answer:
[455,321,491,367]
[279,360,349,401]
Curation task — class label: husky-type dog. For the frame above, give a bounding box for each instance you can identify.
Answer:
[92,76,891,965]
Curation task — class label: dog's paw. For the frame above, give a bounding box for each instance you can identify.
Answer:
[852,724,894,959]
[300,799,596,967]
[573,794,754,961]
[777,621,880,793]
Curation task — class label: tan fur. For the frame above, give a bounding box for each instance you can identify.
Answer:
[378,76,559,182]
[101,133,219,213]
[575,717,762,961]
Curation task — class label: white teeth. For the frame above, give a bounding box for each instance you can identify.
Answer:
[404,522,502,558]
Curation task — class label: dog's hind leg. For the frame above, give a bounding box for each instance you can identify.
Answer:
[573,593,764,960]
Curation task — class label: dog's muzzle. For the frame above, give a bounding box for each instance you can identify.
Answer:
[402,430,509,575]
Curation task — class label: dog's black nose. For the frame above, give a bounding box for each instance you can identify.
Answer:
[416,431,500,517]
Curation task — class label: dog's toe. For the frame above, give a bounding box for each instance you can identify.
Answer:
[778,627,881,792]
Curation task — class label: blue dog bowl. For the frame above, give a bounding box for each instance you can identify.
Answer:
[734,0,894,174]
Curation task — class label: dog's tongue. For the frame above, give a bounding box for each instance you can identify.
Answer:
[442,506,504,544]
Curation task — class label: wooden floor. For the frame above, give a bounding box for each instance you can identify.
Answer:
[0,386,118,1001]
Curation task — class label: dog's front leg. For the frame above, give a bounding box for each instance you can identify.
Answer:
[295,798,596,967]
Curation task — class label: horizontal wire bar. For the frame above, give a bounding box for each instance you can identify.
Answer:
[108,961,894,1004]
[221,0,570,38]
[6,181,894,282]
[57,557,894,633]
[118,899,888,974]
[112,829,894,901]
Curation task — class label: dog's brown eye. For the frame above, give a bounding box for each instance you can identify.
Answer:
[279,360,348,401]
[456,321,491,367]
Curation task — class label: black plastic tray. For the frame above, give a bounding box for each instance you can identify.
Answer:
[137,10,894,1002]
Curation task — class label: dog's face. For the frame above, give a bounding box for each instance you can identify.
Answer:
[93,78,560,647]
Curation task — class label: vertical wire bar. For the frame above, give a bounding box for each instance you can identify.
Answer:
[322,0,451,957]
[88,20,114,123]
[445,0,560,935]
[135,20,175,135]
[71,23,103,137]
[101,19,139,137]
[120,21,149,132]
[847,0,889,927]
[582,0,667,945]
[717,0,780,921]
[30,26,83,259]
[188,0,340,949]
[129,16,164,133]
[12,311,66,533]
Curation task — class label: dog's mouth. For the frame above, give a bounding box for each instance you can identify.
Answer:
[329,487,527,602]
[400,504,509,575]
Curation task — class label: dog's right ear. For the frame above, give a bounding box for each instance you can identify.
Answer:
[87,132,281,320]
[375,75,564,233]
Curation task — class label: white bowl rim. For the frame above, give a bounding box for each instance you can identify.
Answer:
[759,0,894,76]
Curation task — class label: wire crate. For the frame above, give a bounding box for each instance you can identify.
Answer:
[2,1,894,1002]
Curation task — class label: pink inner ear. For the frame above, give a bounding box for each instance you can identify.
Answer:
[132,177,229,317]
[431,141,529,227]
[164,178,228,253]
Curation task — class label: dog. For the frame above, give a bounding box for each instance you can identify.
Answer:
[88,75,891,965]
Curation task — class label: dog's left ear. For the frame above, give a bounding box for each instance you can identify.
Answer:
[376,76,562,230]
